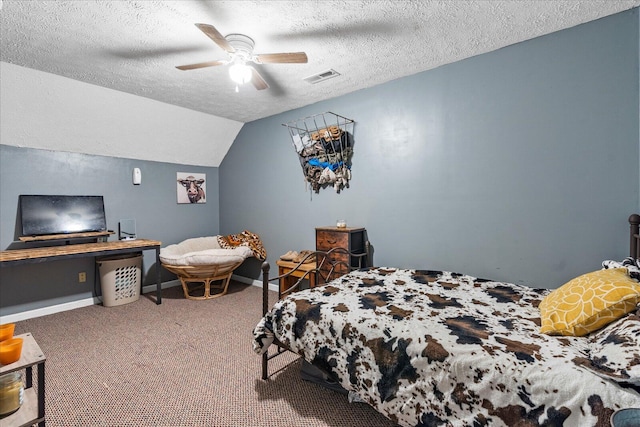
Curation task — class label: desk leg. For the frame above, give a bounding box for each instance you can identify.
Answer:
[155,247,162,304]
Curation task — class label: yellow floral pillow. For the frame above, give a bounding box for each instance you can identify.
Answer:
[539,268,640,336]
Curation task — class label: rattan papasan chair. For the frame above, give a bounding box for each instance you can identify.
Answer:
[160,236,255,300]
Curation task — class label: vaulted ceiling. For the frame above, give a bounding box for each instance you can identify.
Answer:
[3,1,639,124]
[2,1,639,167]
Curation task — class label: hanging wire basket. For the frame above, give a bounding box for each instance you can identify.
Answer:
[283,112,355,194]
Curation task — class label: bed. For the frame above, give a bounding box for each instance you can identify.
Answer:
[252,218,640,426]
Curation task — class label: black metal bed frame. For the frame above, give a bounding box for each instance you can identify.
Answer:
[260,246,369,380]
[629,214,640,260]
[259,215,640,380]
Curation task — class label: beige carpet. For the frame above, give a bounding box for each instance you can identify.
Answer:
[13,282,397,426]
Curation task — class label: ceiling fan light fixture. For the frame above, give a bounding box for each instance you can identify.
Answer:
[176,23,305,92]
[228,61,252,85]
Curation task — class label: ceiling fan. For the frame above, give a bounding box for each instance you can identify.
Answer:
[176,23,308,91]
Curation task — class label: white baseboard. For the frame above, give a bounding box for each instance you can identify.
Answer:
[232,274,278,292]
[0,280,181,324]
[141,279,180,294]
[1,277,275,324]
[0,297,99,324]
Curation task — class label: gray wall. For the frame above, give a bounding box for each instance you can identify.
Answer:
[1,9,638,317]
[0,145,219,315]
[220,9,640,288]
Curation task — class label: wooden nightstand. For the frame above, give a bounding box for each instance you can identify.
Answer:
[315,226,367,283]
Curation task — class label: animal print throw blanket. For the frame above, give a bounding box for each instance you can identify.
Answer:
[217,230,267,261]
[253,267,640,427]
[603,256,640,279]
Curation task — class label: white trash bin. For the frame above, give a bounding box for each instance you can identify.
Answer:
[97,254,142,307]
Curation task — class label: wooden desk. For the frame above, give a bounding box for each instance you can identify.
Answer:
[0,239,164,304]
[276,259,317,295]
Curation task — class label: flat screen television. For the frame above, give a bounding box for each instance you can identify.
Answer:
[19,195,107,237]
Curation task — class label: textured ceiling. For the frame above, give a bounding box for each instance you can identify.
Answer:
[1,0,639,124]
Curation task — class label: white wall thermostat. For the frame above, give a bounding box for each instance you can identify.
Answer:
[132,167,142,185]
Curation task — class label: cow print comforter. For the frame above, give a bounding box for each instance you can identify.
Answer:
[253,267,640,426]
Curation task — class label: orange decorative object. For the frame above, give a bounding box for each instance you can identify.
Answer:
[0,337,23,365]
[0,324,15,342]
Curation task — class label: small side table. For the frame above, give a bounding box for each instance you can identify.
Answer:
[315,226,367,283]
[0,333,46,427]
[276,260,317,296]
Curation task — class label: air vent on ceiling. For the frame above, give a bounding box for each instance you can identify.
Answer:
[303,69,341,84]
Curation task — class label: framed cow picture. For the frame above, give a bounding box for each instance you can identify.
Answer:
[176,172,206,204]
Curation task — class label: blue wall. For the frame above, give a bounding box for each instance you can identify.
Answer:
[0,145,219,315]
[220,9,640,288]
[1,9,638,318]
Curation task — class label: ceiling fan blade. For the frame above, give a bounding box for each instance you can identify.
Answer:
[255,52,308,64]
[176,60,226,70]
[249,67,269,90]
[195,23,235,53]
